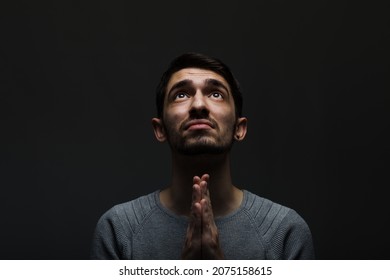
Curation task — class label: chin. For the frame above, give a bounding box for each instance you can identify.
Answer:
[177,142,232,155]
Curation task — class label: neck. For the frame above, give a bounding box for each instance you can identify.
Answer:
[161,152,242,217]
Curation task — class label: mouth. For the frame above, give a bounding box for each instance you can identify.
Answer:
[187,123,212,130]
[184,119,214,131]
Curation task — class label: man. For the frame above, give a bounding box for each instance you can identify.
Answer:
[90,53,315,259]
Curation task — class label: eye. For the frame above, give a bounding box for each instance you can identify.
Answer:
[210,92,223,99]
[174,92,189,99]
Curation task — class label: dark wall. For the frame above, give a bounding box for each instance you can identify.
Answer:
[1,1,388,259]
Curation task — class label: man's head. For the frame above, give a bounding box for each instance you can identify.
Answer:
[156,53,243,119]
[152,53,247,155]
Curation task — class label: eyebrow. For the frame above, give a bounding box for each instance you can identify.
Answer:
[167,78,230,97]
[167,79,192,96]
[204,78,230,94]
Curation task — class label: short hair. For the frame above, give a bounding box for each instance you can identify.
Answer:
[156,52,243,118]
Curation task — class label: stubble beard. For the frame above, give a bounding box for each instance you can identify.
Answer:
[163,123,235,156]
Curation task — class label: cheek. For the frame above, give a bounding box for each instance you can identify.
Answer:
[169,99,193,114]
[163,106,187,129]
[213,105,236,127]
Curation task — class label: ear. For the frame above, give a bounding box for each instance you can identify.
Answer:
[234,117,247,141]
[152,118,167,142]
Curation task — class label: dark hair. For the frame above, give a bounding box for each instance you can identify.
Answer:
[156,52,243,118]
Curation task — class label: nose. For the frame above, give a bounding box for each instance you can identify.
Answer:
[189,91,209,117]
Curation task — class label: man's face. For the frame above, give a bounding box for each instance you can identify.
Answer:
[153,68,246,155]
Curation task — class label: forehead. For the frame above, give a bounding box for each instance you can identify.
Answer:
[166,68,230,93]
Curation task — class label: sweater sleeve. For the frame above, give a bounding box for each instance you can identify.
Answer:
[90,206,131,260]
[268,209,315,259]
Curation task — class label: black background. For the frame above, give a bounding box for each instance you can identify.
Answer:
[1,0,388,259]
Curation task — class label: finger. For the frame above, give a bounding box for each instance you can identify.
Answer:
[205,188,211,207]
[200,198,223,259]
[193,176,201,185]
[199,180,208,199]
[200,174,209,183]
[193,175,202,202]
[201,198,212,228]
[192,183,202,204]
[200,198,208,230]
[200,174,210,198]
[201,193,217,231]
[192,201,202,242]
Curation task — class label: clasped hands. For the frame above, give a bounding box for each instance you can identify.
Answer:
[181,174,224,259]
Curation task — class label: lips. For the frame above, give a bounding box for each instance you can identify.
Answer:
[184,119,214,130]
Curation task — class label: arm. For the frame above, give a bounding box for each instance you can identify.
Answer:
[268,209,315,260]
[90,207,129,260]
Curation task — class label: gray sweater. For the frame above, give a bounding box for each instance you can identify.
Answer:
[91,190,315,259]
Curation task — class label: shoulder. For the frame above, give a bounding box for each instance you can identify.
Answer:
[241,190,291,231]
[242,190,315,259]
[90,191,159,259]
[99,191,159,234]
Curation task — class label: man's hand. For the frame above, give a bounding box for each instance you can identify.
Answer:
[181,174,224,259]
